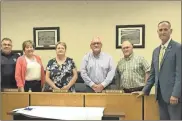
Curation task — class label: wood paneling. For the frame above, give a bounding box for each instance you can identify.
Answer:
[30,92,84,107]
[144,95,159,120]
[85,93,142,120]
[1,92,29,120]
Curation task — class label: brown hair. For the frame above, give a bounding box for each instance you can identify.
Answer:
[22,40,34,51]
[55,42,67,50]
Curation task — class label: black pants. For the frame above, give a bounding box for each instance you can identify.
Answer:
[24,81,41,92]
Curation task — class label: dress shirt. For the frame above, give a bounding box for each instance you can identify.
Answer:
[80,52,115,88]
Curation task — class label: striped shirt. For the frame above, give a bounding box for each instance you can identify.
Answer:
[115,53,150,89]
[80,52,116,88]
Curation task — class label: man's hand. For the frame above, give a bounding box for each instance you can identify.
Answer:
[170,96,178,105]
[95,84,104,93]
[132,91,145,98]
[91,84,98,92]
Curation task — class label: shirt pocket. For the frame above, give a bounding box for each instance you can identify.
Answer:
[86,62,95,72]
[100,61,109,71]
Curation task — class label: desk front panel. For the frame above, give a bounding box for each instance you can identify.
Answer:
[1,92,29,120]
[144,95,159,120]
[85,93,142,120]
[30,93,84,107]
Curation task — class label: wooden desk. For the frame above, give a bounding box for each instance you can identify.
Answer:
[2,92,160,120]
[144,95,159,120]
[103,110,125,120]
[85,93,142,120]
[1,92,29,120]
[30,92,84,107]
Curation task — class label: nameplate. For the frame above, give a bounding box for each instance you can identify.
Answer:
[2,88,18,92]
[52,89,68,93]
[102,90,123,93]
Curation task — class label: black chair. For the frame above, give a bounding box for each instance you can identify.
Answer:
[75,71,86,92]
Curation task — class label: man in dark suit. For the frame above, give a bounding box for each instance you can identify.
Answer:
[1,38,20,91]
[133,21,181,120]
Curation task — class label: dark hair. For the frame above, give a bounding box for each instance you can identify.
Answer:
[1,37,12,42]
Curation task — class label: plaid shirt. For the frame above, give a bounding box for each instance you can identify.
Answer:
[115,53,150,89]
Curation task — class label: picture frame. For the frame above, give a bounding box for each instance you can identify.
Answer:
[33,27,60,50]
[12,50,23,56]
[116,24,145,49]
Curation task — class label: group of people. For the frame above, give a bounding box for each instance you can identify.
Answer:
[1,21,181,119]
[1,35,149,93]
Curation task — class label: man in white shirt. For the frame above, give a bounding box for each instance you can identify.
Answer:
[80,37,115,92]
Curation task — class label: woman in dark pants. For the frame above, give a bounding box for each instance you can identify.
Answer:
[15,40,45,92]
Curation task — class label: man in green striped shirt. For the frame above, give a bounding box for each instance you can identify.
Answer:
[115,40,150,93]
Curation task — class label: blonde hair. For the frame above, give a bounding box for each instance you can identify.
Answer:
[55,42,67,50]
[22,40,34,51]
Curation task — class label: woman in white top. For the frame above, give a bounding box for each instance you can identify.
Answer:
[15,40,45,92]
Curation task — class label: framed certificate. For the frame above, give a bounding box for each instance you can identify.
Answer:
[116,24,145,49]
[33,27,60,50]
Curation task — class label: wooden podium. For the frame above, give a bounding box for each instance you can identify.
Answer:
[30,92,84,106]
[144,94,159,120]
[1,92,29,120]
[1,92,159,120]
[85,93,142,120]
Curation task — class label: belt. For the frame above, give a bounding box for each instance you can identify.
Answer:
[123,86,144,93]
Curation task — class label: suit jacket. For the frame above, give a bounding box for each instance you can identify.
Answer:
[143,40,181,103]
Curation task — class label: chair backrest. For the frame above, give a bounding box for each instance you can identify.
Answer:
[76,71,84,83]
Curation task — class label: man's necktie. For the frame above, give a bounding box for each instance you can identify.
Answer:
[159,46,166,70]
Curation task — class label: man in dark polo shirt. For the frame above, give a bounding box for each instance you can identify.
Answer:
[1,38,20,91]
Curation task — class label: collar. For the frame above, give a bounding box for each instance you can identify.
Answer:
[161,38,171,49]
[92,52,102,58]
[1,50,13,56]
[124,53,134,61]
